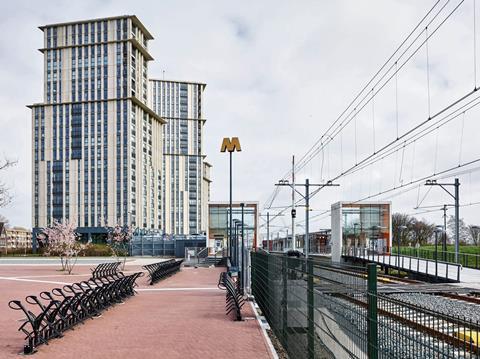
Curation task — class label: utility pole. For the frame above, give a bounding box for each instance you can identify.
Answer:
[260,212,284,251]
[425,178,460,263]
[454,178,460,262]
[267,212,270,251]
[442,205,447,260]
[305,178,310,257]
[292,155,296,251]
[276,178,339,258]
[285,229,289,251]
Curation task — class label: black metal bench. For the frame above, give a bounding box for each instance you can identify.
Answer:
[218,272,245,321]
[142,259,183,285]
[90,261,123,280]
[8,272,143,355]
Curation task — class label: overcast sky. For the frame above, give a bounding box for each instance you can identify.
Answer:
[0,0,478,234]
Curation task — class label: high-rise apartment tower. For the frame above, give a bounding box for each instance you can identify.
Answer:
[29,16,164,240]
[150,80,210,235]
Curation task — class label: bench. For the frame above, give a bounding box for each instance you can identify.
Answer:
[8,272,143,354]
[218,272,245,321]
[90,261,123,280]
[142,259,183,285]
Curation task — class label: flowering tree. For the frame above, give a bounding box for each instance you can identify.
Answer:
[107,223,134,270]
[38,220,86,274]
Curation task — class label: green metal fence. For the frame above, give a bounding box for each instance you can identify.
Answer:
[391,247,480,270]
[251,251,480,359]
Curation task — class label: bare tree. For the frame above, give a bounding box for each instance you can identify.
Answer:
[0,158,16,208]
[0,214,9,228]
[447,215,470,244]
[410,219,435,246]
[468,225,480,246]
[392,213,415,245]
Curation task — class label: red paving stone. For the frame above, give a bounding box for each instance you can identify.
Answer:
[0,264,273,359]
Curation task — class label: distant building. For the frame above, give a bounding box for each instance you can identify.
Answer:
[150,79,211,236]
[264,230,331,253]
[208,202,258,252]
[331,201,392,262]
[0,225,32,250]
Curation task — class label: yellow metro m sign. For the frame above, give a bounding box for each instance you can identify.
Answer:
[220,137,242,152]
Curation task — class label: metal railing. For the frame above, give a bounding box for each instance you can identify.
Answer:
[251,251,479,359]
[343,246,462,282]
[391,247,480,270]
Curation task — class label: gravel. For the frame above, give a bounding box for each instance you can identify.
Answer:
[387,293,480,323]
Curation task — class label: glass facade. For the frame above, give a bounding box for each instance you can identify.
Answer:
[208,203,258,251]
[341,203,391,253]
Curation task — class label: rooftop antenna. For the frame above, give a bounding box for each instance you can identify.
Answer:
[162,70,165,80]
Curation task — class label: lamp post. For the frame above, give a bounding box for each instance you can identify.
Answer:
[370,225,380,261]
[233,219,241,267]
[240,203,245,293]
[434,225,444,279]
[221,137,242,265]
[353,223,359,256]
[398,225,407,266]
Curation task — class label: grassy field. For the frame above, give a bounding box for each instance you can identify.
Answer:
[412,245,480,255]
[391,244,480,268]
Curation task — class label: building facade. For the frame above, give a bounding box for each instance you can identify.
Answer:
[150,80,210,235]
[29,16,164,240]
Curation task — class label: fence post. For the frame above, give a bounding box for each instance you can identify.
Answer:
[307,259,314,359]
[367,263,378,359]
[282,255,288,342]
[251,252,255,297]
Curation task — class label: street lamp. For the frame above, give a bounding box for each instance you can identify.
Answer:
[233,219,241,267]
[434,225,444,279]
[370,225,380,261]
[398,225,408,266]
[353,223,359,256]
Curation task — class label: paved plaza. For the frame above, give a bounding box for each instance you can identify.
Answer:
[0,259,274,358]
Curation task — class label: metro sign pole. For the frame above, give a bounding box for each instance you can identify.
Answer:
[221,137,242,265]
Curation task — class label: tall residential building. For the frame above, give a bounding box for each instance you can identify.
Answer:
[150,80,211,235]
[29,16,165,240]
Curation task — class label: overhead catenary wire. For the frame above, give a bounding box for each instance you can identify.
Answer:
[291,0,459,176]
[261,0,446,209]
[261,0,479,233]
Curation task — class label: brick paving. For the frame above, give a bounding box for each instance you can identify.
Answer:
[0,261,273,359]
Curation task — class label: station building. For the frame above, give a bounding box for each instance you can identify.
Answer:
[208,202,258,253]
[331,201,392,262]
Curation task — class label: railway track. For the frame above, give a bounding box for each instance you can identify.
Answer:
[305,263,480,356]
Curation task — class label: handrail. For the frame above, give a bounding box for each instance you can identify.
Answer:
[342,246,461,282]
